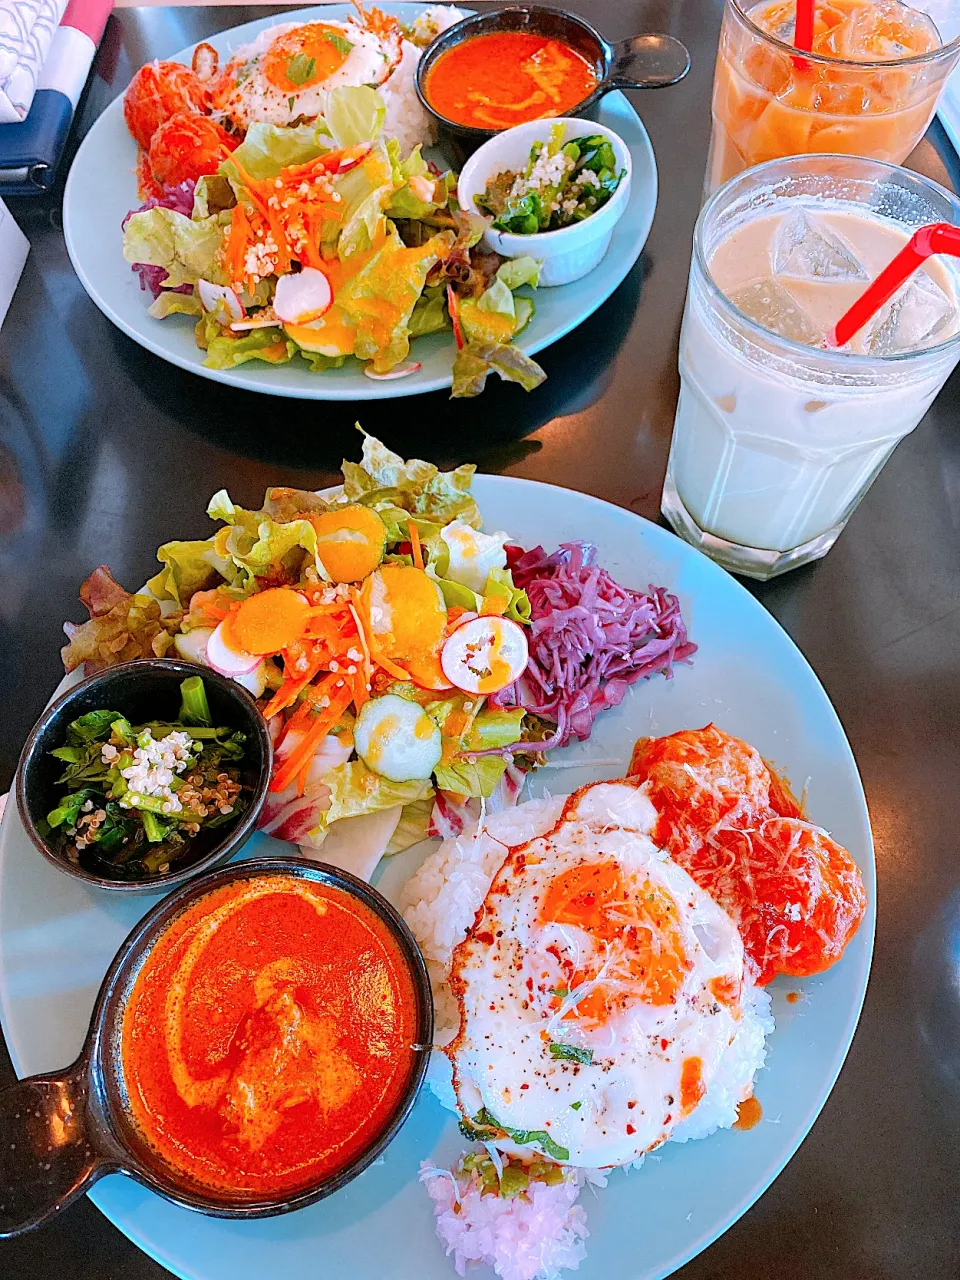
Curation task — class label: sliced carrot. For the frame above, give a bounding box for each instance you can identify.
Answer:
[409,520,424,571]
[232,587,311,655]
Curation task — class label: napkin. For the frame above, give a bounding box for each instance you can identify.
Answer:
[0,0,69,123]
[0,0,112,193]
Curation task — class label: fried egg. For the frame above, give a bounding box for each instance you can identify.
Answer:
[211,19,402,131]
[445,780,770,1168]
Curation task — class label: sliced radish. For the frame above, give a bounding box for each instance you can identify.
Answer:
[364,362,422,381]
[230,309,280,332]
[335,144,371,174]
[447,283,463,350]
[174,627,213,664]
[234,661,267,698]
[198,279,244,322]
[274,268,333,325]
[206,618,261,677]
[408,174,436,203]
[441,616,529,696]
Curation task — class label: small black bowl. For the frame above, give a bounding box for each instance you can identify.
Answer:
[15,658,272,894]
[416,5,691,159]
[0,857,434,1235]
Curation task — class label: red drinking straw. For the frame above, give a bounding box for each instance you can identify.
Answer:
[828,222,960,349]
[793,0,815,52]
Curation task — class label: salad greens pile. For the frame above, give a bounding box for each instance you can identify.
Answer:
[476,125,624,235]
[44,677,250,880]
[123,85,547,397]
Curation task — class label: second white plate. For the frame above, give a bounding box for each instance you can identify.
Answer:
[62,4,658,400]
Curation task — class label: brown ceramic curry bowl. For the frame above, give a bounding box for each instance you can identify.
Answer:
[0,857,434,1237]
[416,5,691,158]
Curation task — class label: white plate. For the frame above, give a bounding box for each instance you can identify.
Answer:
[0,476,875,1280]
[61,4,658,401]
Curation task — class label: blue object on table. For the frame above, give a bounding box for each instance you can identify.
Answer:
[0,88,72,193]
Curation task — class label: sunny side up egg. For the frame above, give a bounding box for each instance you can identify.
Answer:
[211,19,402,131]
[445,781,772,1169]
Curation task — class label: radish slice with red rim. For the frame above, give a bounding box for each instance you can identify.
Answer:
[274,268,332,325]
[206,619,261,678]
[441,616,529,696]
[364,362,422,380]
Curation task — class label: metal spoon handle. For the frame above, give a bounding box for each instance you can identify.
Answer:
[608,34,691,90]
[0,1057,109,1237]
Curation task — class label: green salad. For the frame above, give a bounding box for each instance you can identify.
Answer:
[44,677,249,879]
[476,125,625,236]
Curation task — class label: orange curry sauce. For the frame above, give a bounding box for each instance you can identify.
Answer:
[424,32,598,129]
[121,875,418,1197]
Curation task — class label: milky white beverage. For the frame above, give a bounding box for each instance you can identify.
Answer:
[662,156,960,579]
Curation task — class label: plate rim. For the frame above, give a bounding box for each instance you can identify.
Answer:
[61,3,658,401]
[0,475,875,1280]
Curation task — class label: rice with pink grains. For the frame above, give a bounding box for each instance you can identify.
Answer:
[420,1160,591,1280]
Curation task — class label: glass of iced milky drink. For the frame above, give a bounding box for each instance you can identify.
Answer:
[662,155,960,579]
[706,0,960,196]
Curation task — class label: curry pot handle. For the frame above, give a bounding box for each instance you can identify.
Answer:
[607,34,691,91]
[0,1057,110,1237]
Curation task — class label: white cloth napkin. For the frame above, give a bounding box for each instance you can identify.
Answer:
[0,0,70,123]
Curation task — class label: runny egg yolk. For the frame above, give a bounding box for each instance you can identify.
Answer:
[540,861,691,1022]
[263,24,352,92]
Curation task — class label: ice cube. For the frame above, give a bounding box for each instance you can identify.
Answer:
[773,210,870,281]
[864,271,957,356]
[729,277,823,345]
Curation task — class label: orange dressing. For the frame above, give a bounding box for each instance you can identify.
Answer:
[121,875,418,1196]
[734,1094,763,1130]
[786,991,801,1004]
[424,32,598,129]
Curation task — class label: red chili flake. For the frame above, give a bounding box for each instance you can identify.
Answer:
[660,1038,669,1051]
[520,1083,529,1090]
[627,1100,637,1110]
[525,977,534,993]
[664,1113,672,1123]
[626,1124,636,1135]
[475,932,495,946]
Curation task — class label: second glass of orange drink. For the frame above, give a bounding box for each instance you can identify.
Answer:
[707,0,960,195]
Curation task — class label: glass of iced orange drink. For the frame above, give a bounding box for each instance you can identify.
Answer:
[707,0,960,195]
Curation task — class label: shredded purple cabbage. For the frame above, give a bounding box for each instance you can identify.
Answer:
[491,542,697,752]
[122,180,196,298]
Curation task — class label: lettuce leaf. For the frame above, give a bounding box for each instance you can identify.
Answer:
[207,490,326,585]
[342,429,481,527]
[61,569,179,673]
[385,794,434,854]
[192,173,236,219]
[122,207,226,288]
[452,342,547,398]
[329,141,396,257]
[324,85,385,147]
[430,704,526,798]
[495,256,542,290]
[321,760,432,830]
[337,226,455,372]
[229,122,330,180]
[144,539,234,607]
[408,284,449,337]
[148,290,203,320]
[297,346,349,372]
[202,325,297,370]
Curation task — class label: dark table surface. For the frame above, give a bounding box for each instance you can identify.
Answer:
[3,1,960,1277]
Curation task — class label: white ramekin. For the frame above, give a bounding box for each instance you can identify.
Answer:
[457,118,633,288]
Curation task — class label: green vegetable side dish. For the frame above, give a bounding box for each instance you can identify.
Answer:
[45,677,250,880]
[476,125,625,236]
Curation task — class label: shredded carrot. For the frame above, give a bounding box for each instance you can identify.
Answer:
[296,754,311,797]
[277,674,340,746]
[270,681,354,793]
[409,521,424,571]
